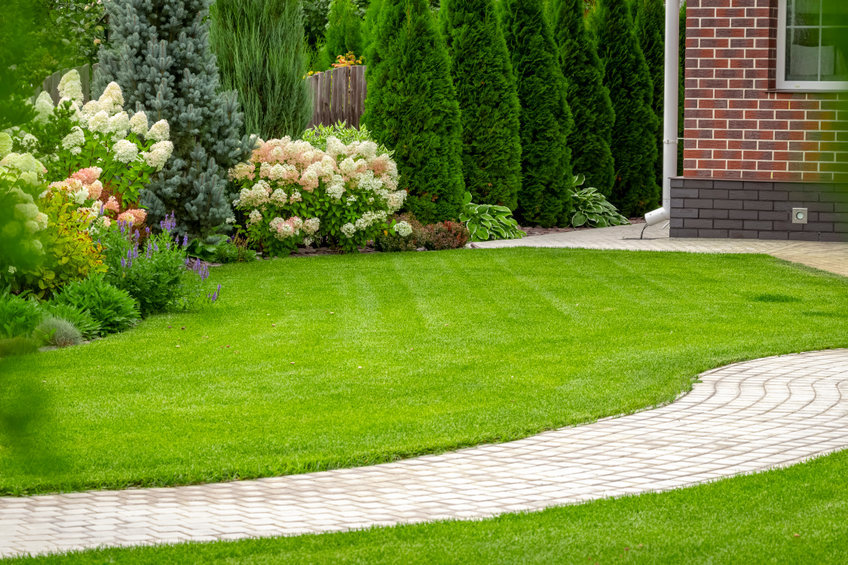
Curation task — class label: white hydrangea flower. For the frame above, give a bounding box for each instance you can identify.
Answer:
[109,111,130,137]
[98,82,124,112]
[270,189,288,205]
[387,190,407,212]
[248,210,263,225]
[113,139,139,163]
[146,119,170,142]
[88,110,110,134]
[289,190,302,203]
[61,126,85,151]
[58,70,84,105]
[394,221,413,237]
[81,99,101,118]
[325,136,346,158]
[129,111,148,136]
[340,222,356,238]
[141,140,174,170]
[34,92,54,123]
[72,187,89,205]
[303,217,320,235]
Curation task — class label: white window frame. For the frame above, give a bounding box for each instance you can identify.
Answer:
[777,0,848,91]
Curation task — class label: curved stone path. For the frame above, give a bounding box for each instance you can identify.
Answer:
[1,349,847,558]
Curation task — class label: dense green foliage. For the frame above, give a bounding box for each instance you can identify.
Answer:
[549,0,615,197]
[568,176,629,228]
[363,0,466,223]
[300,120,391,154]
[19,450,848,563]
[53,275,139,336]
[440,0,522,209]
[1,249,846,495]
[37,316,83,348]
[0,292,42,340]
[636,0,665,188]
[460,192,525,241]
[41,303,100,340]
[501,0,573,227]
[96,0,252,236]
[210,0,312,139]
[325,0,364,58]
[591,0,659,217]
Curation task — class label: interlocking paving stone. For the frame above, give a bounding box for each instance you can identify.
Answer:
[0,350,846,558]
[471,223,848,277]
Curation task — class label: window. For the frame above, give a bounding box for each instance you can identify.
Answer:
[777,0,848,91]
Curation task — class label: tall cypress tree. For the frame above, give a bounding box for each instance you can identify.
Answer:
[362,0,383,61]
[325,0,364,58]
[501,0,573,227]
[549,0,615,197]
[210,0,312,139]
[440,0,522,209]
[636,0,665,188]
[363,0,465,223]
[591,0,658,217]
[96,0,252,236]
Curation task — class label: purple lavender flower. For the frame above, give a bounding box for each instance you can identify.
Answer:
[121,257,126,269]
[209,283,221,303]
[160,211,177,233]
[182,234,189,248]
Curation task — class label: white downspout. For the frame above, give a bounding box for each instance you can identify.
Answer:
[644,0,681,227]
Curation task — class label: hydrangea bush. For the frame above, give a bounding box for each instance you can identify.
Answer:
[230,136,405,254]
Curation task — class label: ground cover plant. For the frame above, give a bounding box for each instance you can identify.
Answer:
[10,449,848,563]
[0,248,846,495]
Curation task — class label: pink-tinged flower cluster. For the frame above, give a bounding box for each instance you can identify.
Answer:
[48,173,103,204]
[117,209,147,225]
[269,216,303,240]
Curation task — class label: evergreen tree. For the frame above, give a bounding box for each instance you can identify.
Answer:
[440,0,522,209]
[636,0,665,188]
[325,0,364,59]
[549,0,615,197]
[96,0,252,236]
[362,0,383,63]
[591,0,658,217]
[363,0,465,223]
[501,0,573,227]
[210,0,312,139]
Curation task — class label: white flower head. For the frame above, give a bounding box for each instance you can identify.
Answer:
[113,139,139,163]
[129,111,148,136]
[141,140,173,170]
[58,70,84,105]
[61,126,86,151]
[109,111,130,137]
[248,209,263,225]
[340,222,356,238]
[98,82,124,113]
[88,110,110,134]
[146,119,170,142]
[34,92,54,123]
[393,221,413,237]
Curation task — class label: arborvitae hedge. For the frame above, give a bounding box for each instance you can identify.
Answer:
[325,0,363,59]
[210,0,312,139]
[440,0,522,209]
[636,0,665,188]
[363,0,465,223]
[591,0,659,217]
[97,0,252,236]
[501,0,573,227]
[549,0,615,197]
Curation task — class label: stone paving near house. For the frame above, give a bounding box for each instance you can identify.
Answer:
[1,349,847,558]
[472,223,848,277]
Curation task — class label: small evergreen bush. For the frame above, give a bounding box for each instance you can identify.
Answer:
[37,316,83,348]
[421,221,470,250]
[42,303,101,340]
[374,214,424,252]
[53,275,140,336]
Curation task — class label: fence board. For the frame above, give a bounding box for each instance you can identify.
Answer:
[305,65,367,129]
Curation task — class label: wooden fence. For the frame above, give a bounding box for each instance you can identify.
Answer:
[306,65,367,129]
[40,64,99,104]
[40,63,368,130]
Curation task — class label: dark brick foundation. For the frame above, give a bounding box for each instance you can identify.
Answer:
[670,178,848,241]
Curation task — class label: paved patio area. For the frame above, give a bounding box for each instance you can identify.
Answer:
[1,349,847,558]
[471,223,848,277]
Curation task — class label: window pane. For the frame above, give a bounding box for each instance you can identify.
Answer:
[822,0,848,27]
[787,27,820,81]
[820,27,848,80]
[793,0,821,27]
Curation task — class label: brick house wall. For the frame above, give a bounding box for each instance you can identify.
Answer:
[671,0,848,240]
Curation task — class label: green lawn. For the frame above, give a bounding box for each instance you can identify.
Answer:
[1,248,846,495]
[9,449,848,564]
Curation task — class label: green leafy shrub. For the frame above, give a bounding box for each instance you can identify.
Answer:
[301,121,391,155]
[421,221,470,251]
[373,214,424,252]
[325,0,363,60]
[41,302,100,340]
[101,215,216,317]
[569,176,630,228]
[53,275,139,336]
[37,316,83,348]
[460,192,526,242]
[186,234,256,264]
[0,292,42,339]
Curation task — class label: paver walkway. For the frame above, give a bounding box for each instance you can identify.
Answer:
[2,349,847,558]
[471,223,848,277]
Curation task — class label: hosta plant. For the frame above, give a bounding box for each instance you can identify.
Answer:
[568,175,630,228]
[230,136,405,254]
[459,192,526,242]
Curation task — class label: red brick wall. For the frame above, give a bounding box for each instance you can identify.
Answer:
[683,0,848,182]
